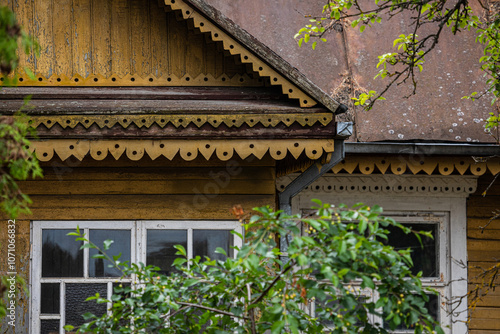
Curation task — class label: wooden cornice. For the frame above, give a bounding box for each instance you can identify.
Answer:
[30,139,335,162]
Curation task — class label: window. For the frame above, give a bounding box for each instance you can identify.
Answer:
[381,214,447,332]
[304,213,447,331]
[31,221,242,334]
[287,174,472,333]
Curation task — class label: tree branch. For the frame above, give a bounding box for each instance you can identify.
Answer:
[250,259,296,305]
[176,301,249,320]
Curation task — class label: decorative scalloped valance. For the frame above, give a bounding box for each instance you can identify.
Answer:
[29,113,333,130]
[277,174,478,197]
[30,139,334,162]
[331,156,500,176]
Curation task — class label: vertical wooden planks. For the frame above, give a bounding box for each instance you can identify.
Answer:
[167,10,186,78]
[12,0,34,74]
[92,0,111,77]
[33,0,53,77]
[149,0,169,78]
[72,0,92,78]
[129,0,150,77]
[185,23,204,79]
[0,0,12,7]
[110,0,131,77]
[52,0,73,76]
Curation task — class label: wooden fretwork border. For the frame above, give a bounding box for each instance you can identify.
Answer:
[30,139,335,162]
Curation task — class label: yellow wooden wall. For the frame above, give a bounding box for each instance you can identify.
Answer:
[467,174,500,333]
[1,0,252,83]
[0,156,276,331]
[17,156,276,220]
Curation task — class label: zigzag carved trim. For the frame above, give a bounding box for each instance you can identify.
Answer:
[29,113,333,130]
[30,139,334,162]
[165,0,317,107]
[331,156,500,176]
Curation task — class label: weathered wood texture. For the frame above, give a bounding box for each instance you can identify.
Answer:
[3,0,251,83]
[0,157,275,331]
[467,174,500,331]
[14,158,276,220]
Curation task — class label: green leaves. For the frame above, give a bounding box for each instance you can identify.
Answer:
[68,201,442,334]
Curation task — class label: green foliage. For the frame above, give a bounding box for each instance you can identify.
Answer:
[0,5,37,85]
[0,112,43,219]
[0,5,42,220]
[66,202,442,334]
[295,0,500,136]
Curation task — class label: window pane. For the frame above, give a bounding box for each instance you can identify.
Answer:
[42,230,83,277]
[193,230,233,261]
[147,230,187,275]
[40,319,59,334]
[41,283,60,314]
[385,223,438,277]
[426,294,439,321]
[89,229,131,277]
[65,283,107,329]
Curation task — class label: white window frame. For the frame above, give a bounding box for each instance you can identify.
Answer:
[285,174,474,334]
[31,220,242,334]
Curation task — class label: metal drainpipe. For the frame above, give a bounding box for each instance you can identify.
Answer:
[278,122,352,215]
[278,122,352,253]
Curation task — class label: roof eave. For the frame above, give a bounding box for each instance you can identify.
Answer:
[183,0,342,113]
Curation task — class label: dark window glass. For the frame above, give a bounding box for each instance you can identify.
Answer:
[147,230,187,275]
[193,230,233,261]
[385,223,438,277]
[41,283,60,314]
[426,294,439,321]
[40,319,59,334]
[42,230,83,277]
[65,283,107,329]
[89,229,131,277]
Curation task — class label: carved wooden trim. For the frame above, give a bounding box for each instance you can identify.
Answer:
[277,174,478,197]
[30,139,334,162]
[28,113,333,130]
[8,72,261,87]
[164,0,317,107]
[331,156,500,176]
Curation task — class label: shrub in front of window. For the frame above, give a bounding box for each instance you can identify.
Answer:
[65,201,443,334]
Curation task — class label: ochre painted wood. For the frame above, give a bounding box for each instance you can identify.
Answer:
[92,0,111,76]
[467,174,500,331]
[25,194,273,220]
[11,160,277,222]
[53,0,73,77]
[111,0,132,76]
[168,10,187,78]
[19,179,275,195]
[12,0,34,71]
[130,0,150,76]
[39,166,275,181]
[72,0,92,77]
[33,0,53,76]
[150,0,169,78]
[10,0,254,86]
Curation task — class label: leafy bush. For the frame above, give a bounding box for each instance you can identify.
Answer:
[66,201,443,334]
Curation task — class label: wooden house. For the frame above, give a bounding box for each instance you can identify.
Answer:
[0,0,349,333]
[1,0,500,333]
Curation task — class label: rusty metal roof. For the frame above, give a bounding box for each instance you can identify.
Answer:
[203,0,496,144]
